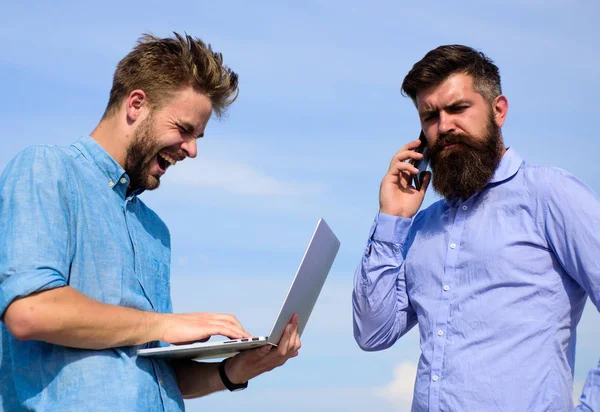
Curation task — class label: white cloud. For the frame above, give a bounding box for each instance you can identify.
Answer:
[163,157,323,197]
[374,361,417,411]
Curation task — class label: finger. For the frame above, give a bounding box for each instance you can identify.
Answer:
[388,160,420,176]
[401,139,423,152]
[384,168,418,191]
[276,323,294,356]
[211,314,252,338]
[389,142,425,166]
[203,324,248,340]
[284,315,300,355]
[294,334,301,352]
[207,318,251,338]
[288,327,300,355]
[286,323,300,355]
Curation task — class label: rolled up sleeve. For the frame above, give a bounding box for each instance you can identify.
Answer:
[0,146,75,317]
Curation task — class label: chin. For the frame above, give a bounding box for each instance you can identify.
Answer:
[143,176,161,191]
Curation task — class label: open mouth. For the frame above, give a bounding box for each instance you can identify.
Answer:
[157,152,178,172]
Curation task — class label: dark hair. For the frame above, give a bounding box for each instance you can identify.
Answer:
[401,45,501,104]
[102,32,238,120]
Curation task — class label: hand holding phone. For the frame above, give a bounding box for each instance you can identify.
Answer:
[409,131,430,190]
[379,134,430,218]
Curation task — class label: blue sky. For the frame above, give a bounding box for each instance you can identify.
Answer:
[1,1,598,411]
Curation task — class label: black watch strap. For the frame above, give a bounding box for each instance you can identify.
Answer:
[218,359,248,392]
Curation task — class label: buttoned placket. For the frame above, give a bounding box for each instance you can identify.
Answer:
[119,183,169,410]
[428,198,472,411]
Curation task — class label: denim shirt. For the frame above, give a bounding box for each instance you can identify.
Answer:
[354,148,600,411]
[0,136,184,411]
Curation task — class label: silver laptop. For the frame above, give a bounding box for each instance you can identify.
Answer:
[137,218,340,361]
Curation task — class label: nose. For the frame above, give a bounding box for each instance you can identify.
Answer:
[181,137,197,159]
[438,111,455,136]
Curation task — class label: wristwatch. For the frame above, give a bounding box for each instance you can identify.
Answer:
[218,359,248,392]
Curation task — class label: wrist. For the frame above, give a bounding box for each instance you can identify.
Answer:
[373,212,413,244]
[223,357,248,385]
[146,311,167,343]
[220,358,248,391]
[379,206,416,219]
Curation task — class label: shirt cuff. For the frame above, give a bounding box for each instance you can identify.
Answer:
[371,212,412,244]
[0,269,67,317]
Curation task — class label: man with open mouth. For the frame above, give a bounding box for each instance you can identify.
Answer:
[0,32,301,411]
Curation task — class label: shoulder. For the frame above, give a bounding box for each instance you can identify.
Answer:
[2,144,77,179]
[518,162,600,225]
[519,162,596,200]
[0,144,83,205]
[519,161,567,183]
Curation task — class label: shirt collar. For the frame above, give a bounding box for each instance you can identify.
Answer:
[72,136,142,198]
[489,147,523,184]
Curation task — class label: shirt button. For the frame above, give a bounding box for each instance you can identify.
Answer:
[437,330,444,336]
[443,285,450,291]
[462,205,468,211]
[108,180,114,187]
[158,379,163,385]
[450,243,456,249]
[432,375,439,382]
[120,177,127,184]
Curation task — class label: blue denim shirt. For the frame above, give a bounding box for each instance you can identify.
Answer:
[354,148,600,411]
[0,136,184,411]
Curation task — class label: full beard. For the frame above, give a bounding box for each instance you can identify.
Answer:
[125,114,163,192]
[428,112,504,201]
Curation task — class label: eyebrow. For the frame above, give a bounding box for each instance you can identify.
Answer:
[178,121,204,139]
[419,99,471,119]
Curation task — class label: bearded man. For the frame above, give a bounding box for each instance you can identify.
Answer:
[0,33,300,411]
[352,45,599,411]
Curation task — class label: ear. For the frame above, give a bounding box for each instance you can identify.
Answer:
[125,90,148,123]
[492,95,509,127]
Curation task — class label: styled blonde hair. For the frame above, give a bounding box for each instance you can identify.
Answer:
[103,32,238,119]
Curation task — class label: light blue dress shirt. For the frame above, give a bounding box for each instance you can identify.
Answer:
[353,148,599,411]
[0,136,184,411]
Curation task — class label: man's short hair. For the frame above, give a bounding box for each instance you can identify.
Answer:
[102,32,238,119]
[401,45,501,104]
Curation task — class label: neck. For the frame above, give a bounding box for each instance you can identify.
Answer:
[90,115,129,168]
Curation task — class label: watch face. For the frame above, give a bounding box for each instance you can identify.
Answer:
[231,386,246,392]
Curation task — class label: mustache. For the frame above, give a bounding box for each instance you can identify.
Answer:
[434,132,472,148]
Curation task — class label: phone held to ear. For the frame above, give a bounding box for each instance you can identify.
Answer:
[409,131,430,190]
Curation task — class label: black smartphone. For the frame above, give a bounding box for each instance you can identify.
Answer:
[409,131,430,190]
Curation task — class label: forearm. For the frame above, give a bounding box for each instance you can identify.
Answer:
[3,286,163,350]
[353,244,414,350]
[172,360,226,399]
[353,214,417,350]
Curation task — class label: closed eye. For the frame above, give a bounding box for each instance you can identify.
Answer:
[421,112,438,122]
[177,123,204,139]
[448,105,469,114]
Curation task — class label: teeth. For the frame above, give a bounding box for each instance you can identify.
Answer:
[158,153,177,166]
